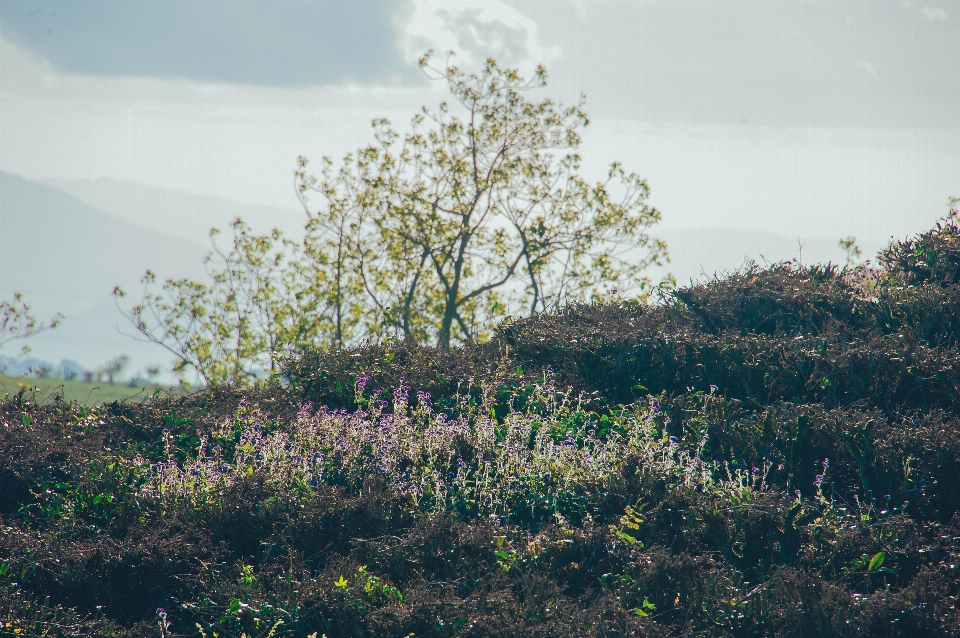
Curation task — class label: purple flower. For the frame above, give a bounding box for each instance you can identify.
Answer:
[709,384,718,394]
[668,436,678,443]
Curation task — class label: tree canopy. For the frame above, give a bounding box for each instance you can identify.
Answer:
[117,53,670,385]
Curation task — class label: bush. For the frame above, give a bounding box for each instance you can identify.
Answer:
[3,214,960,636]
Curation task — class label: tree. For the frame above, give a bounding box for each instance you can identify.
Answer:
[119,52,670,384]
[115,219,315,386]
[0,292,63,367]
[297,52,669,347]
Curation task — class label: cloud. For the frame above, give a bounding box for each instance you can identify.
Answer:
[0,0,404,86]
[395,0,559,77]
[921,6,949,21]
[860,60,879,79]
[0,33,432,209]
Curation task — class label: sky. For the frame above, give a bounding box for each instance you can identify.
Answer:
[2,0,957,235]
[1,0,959,377]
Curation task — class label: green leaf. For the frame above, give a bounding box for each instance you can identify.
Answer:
[334,575,349,589]
[868,552,885,571]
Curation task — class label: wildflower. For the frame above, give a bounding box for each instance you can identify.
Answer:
[668,436,678,443]
[709,384,718,394]
[813,474,823,486]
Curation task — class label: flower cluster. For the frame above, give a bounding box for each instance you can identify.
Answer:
[141,379,724,524]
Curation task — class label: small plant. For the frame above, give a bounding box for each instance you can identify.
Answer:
[609,505,645,546]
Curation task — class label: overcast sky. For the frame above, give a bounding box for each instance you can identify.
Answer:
[2,0,959,240]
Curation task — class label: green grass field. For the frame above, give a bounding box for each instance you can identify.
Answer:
[0,373,182,405]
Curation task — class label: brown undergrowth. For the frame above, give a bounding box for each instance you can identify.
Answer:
[2,212,959,637]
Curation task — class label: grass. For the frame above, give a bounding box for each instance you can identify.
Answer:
[0,373,181,406]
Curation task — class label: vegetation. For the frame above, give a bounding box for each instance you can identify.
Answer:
[2,206,959,637]
[115,54,669,386]
[0,373,178,406]
[0,292,62,364]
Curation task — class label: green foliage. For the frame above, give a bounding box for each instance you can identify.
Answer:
[880,197,960,286]
[115,220,315,386]
[296,52,669,348]
[117,52,669,384]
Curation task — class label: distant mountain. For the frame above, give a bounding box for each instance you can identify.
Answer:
[0,355,83,378]
[44,176,305,245]
[1,170,210,312]
[0,171,211,376]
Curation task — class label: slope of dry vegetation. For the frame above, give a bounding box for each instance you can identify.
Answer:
[2,214,959,637]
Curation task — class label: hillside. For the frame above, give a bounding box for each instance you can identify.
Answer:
[0,373,182,406]
[1,211,958,637]
[44,176,304,244]
[0,171,210,375]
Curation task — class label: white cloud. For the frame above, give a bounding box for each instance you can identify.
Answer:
[0,34,431,209]
[921,6,949,21]
[860,60,880,79]
[395,0,560,80]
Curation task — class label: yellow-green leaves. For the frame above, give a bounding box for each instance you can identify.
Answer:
[122,52,670,379]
